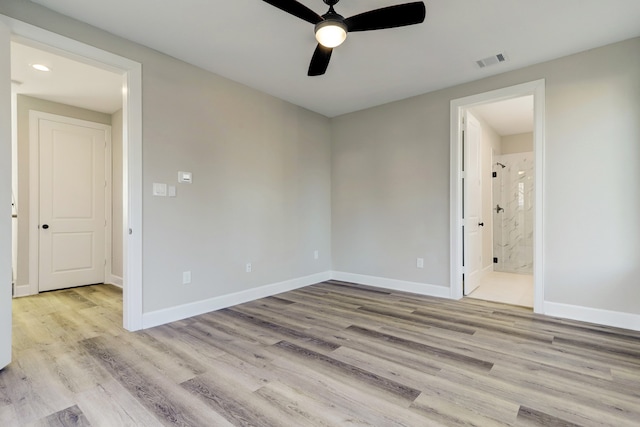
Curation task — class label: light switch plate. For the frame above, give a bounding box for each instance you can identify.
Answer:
[153,183,167,196]
[168,185,176,197]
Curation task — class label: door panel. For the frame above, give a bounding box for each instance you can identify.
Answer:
[464,112,483,295]
[39,117,107,292]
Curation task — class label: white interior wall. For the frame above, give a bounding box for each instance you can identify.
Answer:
[502,132,533,154]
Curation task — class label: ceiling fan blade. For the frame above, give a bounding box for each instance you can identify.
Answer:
[308,44,333,76]
[262,0,323,25]
[344,2,426,32]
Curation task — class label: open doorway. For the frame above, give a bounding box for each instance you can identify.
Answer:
[450,80,545,313]
[11,40,122,296]
[466,97,534,307]
[1,15,143,335]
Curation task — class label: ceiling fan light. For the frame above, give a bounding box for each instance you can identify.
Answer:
[315,20,347,48]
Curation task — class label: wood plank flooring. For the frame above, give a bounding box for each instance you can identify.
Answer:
[1,281,639,426]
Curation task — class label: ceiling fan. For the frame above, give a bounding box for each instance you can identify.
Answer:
[262,0,426,76]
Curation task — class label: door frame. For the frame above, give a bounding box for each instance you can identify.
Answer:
[449,79,545,313]
[28,111,112,293]
[0,15,143,331]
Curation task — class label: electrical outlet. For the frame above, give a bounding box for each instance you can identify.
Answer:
[417,258,424,269]
[182,271,191,284]
[314,250,319,260]
[246,263,252,273]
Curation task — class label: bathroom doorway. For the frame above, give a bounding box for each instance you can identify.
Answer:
[468,97,534,307]
[450,80,545,312]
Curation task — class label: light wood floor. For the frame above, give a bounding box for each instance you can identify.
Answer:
[2,281,639,426]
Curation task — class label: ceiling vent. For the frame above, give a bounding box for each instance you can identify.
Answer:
[476,53,507,68]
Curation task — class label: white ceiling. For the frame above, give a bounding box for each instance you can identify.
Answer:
[471,96,533,136]
[11,41,123,114]
[19,0,640,118]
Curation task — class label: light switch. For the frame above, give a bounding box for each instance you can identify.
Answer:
[168,185,176,197]
[153,183,167,197]
[178,171,192,184]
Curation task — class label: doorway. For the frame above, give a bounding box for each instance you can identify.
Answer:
[449,80,545,313]
[466,97,535,307]
[0,16,143,335]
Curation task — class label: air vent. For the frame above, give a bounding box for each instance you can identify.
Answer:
[476,53,507,68]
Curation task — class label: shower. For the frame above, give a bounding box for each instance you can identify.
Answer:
[493,154,534,274]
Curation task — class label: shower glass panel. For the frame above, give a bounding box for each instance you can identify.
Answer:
[492,152,534,274]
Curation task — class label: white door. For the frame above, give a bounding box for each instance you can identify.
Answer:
[37,114,109,292]
[0,20,12,370]
[463,111,483,295]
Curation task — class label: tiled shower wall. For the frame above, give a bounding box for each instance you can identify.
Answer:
[493,152,534,274]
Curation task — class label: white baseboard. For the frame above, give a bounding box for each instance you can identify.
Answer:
[107,275,123,288]
[544,301,640,332]
[481,264,493,277]
[13,283,34,298]
[142,271,331,329]
[330,271,451,299]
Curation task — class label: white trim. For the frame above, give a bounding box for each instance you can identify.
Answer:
[1,15,144,331]
[108,275,123,288]
[544,302,640,332]
[28,111,111,295]
[1,20,12,369]
[480,264,493,280]
[13,284,31,298]
[104,125,113,291]
[331,271,451,299]
[142,272,332,329]
[449,80,545,313]
[122,64,143,331]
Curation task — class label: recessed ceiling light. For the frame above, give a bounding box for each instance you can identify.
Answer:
[31,64,51,72]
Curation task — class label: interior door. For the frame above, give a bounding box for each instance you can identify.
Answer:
[463,111,483,295]
[38,114,109,292]
[0,20,12,370]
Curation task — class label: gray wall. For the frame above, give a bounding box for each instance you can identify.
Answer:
[15,95,112,290]
[111,109,123,280]
[2,1,638,320]
[332,37,640,315]
[2,0,332,314]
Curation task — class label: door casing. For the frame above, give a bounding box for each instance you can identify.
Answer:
[450,79,545,313]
